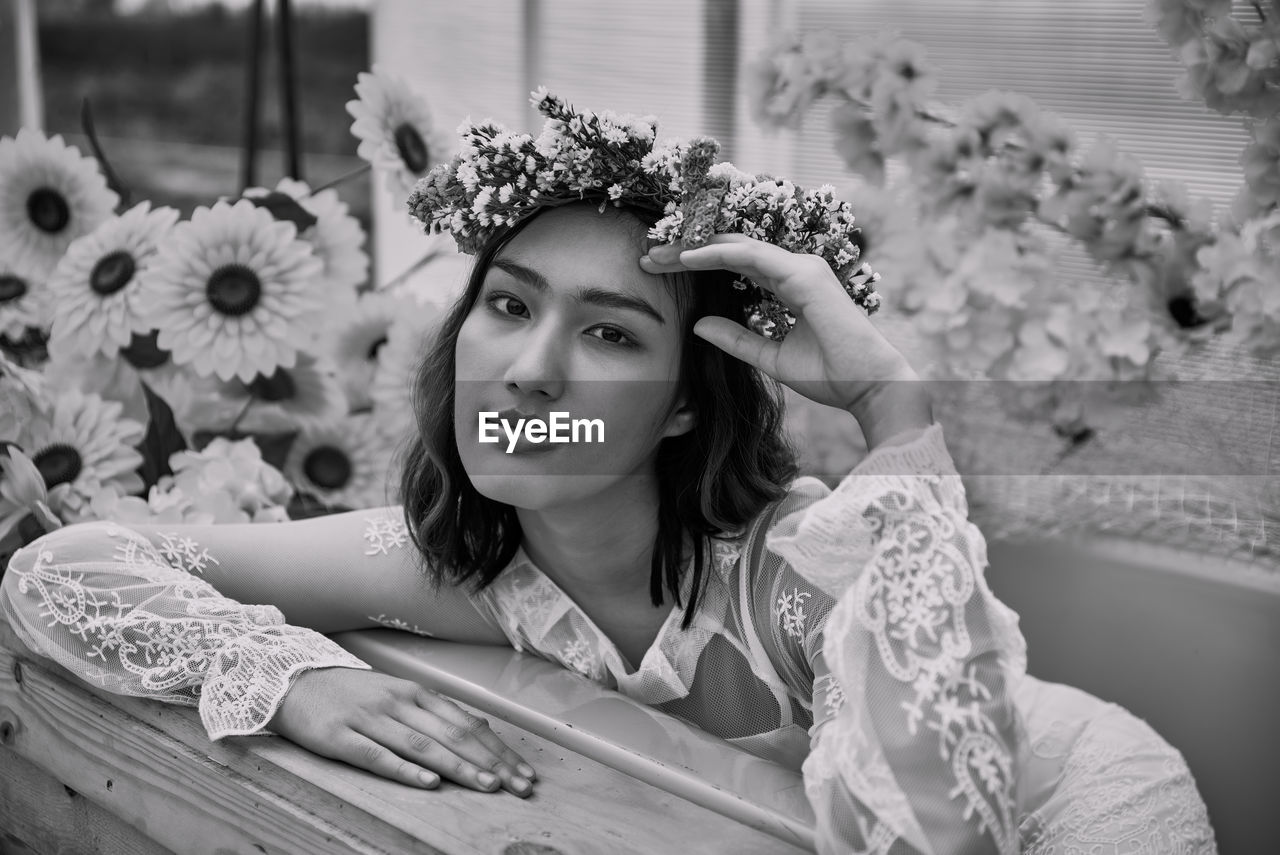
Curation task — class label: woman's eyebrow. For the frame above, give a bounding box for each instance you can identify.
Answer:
[491,258,666,325]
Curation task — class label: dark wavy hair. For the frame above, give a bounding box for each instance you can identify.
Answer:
[398,202,799,630]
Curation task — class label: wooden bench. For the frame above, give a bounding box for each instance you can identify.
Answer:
[0,610,812,855]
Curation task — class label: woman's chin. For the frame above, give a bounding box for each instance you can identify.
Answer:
[466,472,621,511]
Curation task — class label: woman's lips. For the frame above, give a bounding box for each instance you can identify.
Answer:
[507,438,559,454]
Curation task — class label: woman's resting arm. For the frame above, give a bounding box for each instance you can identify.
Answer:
[0,508,505,740]
[79,506,506,639]
[767,422,1026,855]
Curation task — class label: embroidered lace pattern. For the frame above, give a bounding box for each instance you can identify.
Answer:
[1,521,371,740]
[1014,680,1217,854]
[363,510,409,556]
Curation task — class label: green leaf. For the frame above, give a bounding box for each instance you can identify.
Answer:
[134,380,188,492]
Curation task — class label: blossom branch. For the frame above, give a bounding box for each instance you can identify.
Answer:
[306,161,372,196]
[745,24,1280,441]
[826,88,1188,234]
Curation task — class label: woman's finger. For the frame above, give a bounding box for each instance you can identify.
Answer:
[409,689,535,793]
[643,237,792,282]
[637,253,689,275]
[336,729,443,790]
[660,238,847,315]
[669,238,788,280]
[692,316,782,379]
[374,718,533,797]
[459,709,538,782]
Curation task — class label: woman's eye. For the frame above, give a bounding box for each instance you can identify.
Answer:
[587,326,635,347]
[486,294,633,347]
[487,294,528,317]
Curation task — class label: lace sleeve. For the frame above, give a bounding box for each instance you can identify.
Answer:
[0,520,372,741]
[766,421,1027,855]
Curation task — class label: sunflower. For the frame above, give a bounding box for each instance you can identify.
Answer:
[325,290,413,411]
[136,199,325,383]
[371,311,440,443]
[0,262,50,342]
[284,412,398,510]
[17,388,145,524]
[214,350,347,434]
[0,129,119,279]
[346,65,452,200]
[242,177,367,316]
[47,201,180,359]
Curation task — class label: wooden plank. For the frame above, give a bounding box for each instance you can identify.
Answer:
[0,745,175,855]
[0,625,435,855]
[0,618,808,855]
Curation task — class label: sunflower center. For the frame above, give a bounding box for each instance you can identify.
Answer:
[394,123,430,174]
[366,335,388,361]
[303,446,352,490]
[0,275,27,304]
[90,250,137,296]
[206,264,263,316]
[247,191,319,231]
[33,443,83,488]
[121,329,171,369]
[247,367,297,401]
[27,188,72,234]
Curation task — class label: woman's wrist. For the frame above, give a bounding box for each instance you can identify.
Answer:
[848,383,935,453]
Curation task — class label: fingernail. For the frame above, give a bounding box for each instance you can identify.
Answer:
[478,772,498,788]
[513,776,531,791]
[517,763,535,779]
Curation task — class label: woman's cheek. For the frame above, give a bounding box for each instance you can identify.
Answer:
[455,320,506,380]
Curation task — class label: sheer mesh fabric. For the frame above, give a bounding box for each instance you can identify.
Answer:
[0,521,372,739]
[0,424,1218,853]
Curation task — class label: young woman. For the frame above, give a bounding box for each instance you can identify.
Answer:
[1,96,1217,854]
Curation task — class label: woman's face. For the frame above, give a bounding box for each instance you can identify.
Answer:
[453,204,695,510]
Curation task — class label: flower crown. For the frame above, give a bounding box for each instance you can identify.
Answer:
[407,88,882,341]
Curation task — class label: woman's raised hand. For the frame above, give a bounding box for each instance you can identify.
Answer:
[640,235,920,417]
[267,666,537,797]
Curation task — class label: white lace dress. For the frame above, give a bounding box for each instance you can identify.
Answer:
[0,422,1218,854]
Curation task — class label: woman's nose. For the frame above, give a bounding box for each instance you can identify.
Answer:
[502,322,566,400]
